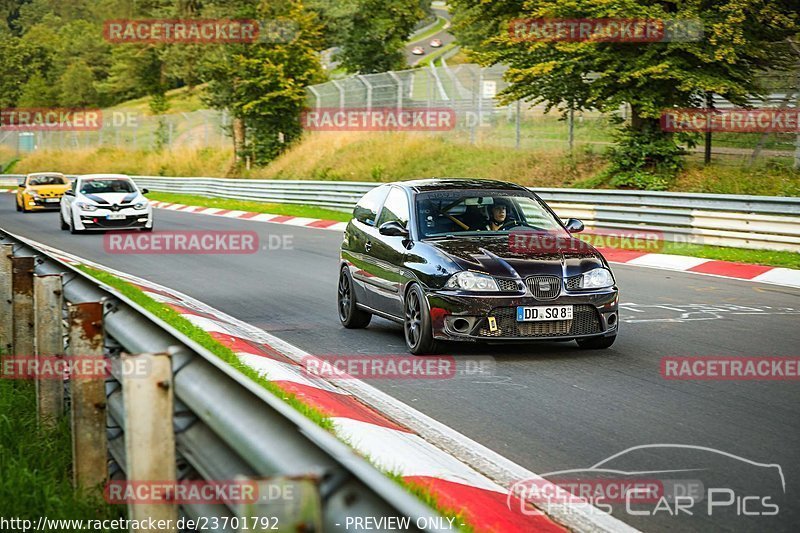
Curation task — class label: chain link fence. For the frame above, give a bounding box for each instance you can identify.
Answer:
[0,109,231,155]
[306,63,800,167]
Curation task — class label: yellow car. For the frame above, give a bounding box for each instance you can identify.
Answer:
[16,172,71,212]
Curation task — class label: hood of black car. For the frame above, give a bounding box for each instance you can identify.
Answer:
[426,235,606,278]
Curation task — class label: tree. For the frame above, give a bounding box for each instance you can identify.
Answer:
[311,0,425,73]
[59,60,99,106]
[451,0,800,187]
[18,73,59,107]
[202,0,325,166]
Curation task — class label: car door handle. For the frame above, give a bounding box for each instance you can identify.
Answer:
[365,240,372,252]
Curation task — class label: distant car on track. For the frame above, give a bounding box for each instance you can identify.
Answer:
[429,39,443,48]
[16,172,70,212]
[411,46,425,55]
[338,179,619,354]
[60,174,153,234]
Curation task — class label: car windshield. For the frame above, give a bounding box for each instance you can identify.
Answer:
[416,189,568,238]
[29,175,67,186]
[80,179,135,194]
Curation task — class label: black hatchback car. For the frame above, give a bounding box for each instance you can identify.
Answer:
[338,179,619,354]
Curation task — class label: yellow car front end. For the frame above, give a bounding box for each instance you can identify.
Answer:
[16,174,70,212]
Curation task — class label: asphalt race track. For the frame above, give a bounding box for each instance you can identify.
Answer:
[2,195,798,532]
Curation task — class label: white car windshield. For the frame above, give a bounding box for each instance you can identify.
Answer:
[80,179,135,194]
[417,190,567,238]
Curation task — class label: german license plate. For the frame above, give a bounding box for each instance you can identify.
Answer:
[516,305,573,322]
[44,198,60,203]
[107,213,125,220]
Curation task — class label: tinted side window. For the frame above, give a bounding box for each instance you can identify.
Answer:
[376,187,410,227]
[353,186,389,226]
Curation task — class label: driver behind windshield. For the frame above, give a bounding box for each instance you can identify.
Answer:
[484,198,517,231]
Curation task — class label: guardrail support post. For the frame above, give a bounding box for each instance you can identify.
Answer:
[11,255,35,357]
[122,352,177,530]
[0,243,13,352]
[34,274,64,427]
[68,301,108,491]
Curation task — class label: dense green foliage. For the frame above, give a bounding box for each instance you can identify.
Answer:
[451,0,800,186]
[0,0,426,165]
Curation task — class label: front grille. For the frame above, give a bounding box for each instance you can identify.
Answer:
[84,216,142,228]
[496,278,522,292]
[525,275,561,300]
[478,305,602,338]
[565,275,582,290]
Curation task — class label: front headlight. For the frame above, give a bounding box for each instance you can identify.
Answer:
[30,192,40,200]
[445,271,500,292]
[581,268,614,289]
[76,202,97,212]
[133,201,147,210]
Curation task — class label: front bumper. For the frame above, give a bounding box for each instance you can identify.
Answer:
[426,288,618,342]
[23,196,62,210]
[76,208,152,231]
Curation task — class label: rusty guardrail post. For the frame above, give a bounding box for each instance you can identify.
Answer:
[67,301,108,491]
[121,352,177,530]
[0,243,13,352]
[34,274,64,427]
[11,255,35,357]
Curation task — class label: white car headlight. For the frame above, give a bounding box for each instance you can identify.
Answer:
[133,201,147,210]
[581,268,614,289]
[76,202,97,212]
[445,271,499,292]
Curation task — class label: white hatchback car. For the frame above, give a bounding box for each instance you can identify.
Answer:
[60,174,153,234]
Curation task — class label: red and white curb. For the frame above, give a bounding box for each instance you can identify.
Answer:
[151,200,800,289]
[17,234,636,533]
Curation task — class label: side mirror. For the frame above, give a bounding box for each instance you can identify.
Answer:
[18,183,24,188]
[64,190,75,197]
[565,218,584,233]
[378,220,410,237]
[141,188,149,194]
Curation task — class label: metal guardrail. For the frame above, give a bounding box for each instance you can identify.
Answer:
[0,229,447,532]
[2,174,799,251]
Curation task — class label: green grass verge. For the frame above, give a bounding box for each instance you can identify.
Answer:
[0,379,125,526]
[408,16,448,45]
[147,191,351,222]
[658,242,800,270]
[418,42,458,67]
[74,265,334,431]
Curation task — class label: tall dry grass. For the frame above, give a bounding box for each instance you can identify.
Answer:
[13,146,234,177]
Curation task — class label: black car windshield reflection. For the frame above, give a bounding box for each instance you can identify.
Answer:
[416,189,568,239]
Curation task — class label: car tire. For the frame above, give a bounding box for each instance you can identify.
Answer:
[15,198,21,212]
[404,283,439,355]
[60,212,69,230]
[576,334,616,349]
[69,214,82,235]
[337,267,371,328]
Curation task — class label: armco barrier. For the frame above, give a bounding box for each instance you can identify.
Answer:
[2,174,799,251]
[0,229,449,532]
